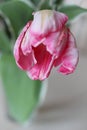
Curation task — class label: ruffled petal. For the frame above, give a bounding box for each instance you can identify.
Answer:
[14,22,31,60]
[30,10,68,37]
[54,29,79,75]
[14,21,34,70]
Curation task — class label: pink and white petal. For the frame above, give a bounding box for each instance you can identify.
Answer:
[16,47,35,71]
[14,21,32,60]
[27,44,54,80]
[14,21,35,70]
[54,30,79,75]
[21,28,32,55]
[21,30,46,54]
[30,10,68,37]
[44,27,68,56]
[43,32,60,54]
[58,48,79,74]
[30,35,46,47]
[54,11,68,31]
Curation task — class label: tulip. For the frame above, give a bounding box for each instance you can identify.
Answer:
[14,10,79,80]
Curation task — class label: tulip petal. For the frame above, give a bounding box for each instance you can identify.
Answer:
[14,22,31,60]
[14,22,34,70]
[30,10,68,37]
[54,30,79,75]
[44,27,68,56]
[21,25,46,54]
[16,48,34,70]
[27,44,54,80]
[43,32,60,54]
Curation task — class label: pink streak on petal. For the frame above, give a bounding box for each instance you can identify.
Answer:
[21,28,32,55]
[27,44,54,80]
[44,27,68,56]
[14,21,32,60]
[43,32,60,54]
[14,21,34,70]
[30,10,68,37]
[54,11,68,31]
[54,29,79,75]
[21,29,46,54]
[16,47,34,70]
[58,48,78,74]
[30,35,46,47]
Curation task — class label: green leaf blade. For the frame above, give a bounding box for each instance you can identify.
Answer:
[0,29,11,53]
[0,55,43,123]
[59,5,87,20]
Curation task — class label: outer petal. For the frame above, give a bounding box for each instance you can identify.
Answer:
[14,22,31,60]
[30,10,68,37]
[14,21,34,70]
[27,44,54,80]
[54,29,79,74]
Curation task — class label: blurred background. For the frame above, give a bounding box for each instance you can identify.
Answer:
[0,0,87,130]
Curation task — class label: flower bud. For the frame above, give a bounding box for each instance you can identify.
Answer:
[14,10,79,80]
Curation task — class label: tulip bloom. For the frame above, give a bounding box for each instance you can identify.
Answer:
[14,10,79,80]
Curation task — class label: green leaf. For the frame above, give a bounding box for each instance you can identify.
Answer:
[0,0,33,38]
[39,0,51,10]
[55,0,64,5]
[0,29,11,53]
[30,0,41,6]
[29,0,51,10]
[29,0,44,8]
[0,54,43,122]
[59,5,87,20]
[49,0,64,9]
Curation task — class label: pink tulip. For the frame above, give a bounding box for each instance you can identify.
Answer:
[14,10,79,80]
